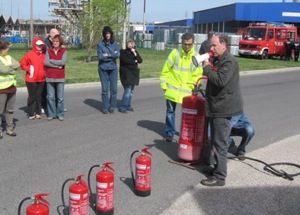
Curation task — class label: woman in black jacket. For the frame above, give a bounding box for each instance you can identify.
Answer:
[118,40,143,113]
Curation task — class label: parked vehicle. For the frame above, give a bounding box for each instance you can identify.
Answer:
[238,22,298,59]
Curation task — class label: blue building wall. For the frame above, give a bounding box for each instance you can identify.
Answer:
[155,19,193,27]
[194,3,300,24]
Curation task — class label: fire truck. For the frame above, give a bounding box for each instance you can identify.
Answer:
[238,22,298,59]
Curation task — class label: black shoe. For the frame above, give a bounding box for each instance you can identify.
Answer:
[127,107,134,112]
[165,136,173,142]
[118,109,127,114]
[109,108,114,114]
[102,110,109,114]
[200,178,225,187]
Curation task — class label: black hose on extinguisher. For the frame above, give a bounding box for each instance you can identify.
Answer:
[87,164,100,209]
[18,196,31,215]
[130,150,140,187]
[58,177,75,215]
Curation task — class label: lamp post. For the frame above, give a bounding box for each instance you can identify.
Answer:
[122,0,131,49]
[142,0,146,41]
[30,0,33,46]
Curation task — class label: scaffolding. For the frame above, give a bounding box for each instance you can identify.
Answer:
[48,0,88,44]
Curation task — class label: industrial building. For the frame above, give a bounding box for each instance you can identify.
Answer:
[193,1,300,34]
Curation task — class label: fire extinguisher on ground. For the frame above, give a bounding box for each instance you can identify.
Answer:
[18,193,50,215]
[60,174,89,215]
[88,162,114,215]
[130,147,152,197]
[178,76,208,162]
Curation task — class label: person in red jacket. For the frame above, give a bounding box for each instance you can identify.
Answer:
[44,35,67,121]
[20,37,46,119]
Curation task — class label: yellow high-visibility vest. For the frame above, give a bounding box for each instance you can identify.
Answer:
[160,47,203,103]
[0,55,16,90]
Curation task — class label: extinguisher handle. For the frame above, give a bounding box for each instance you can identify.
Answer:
[141,147,152,156]
[35,193,50,206]
[103,162,114,172]
[75,174,89,197]
[196,76,208,87]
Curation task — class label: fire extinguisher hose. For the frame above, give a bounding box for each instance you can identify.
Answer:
[130,150,140,187]
[87,164,100,202]
[18,197,32,215]
[228,155,300,180]
[60,178,75,212]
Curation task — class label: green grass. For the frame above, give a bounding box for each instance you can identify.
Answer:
[9,44,300,87]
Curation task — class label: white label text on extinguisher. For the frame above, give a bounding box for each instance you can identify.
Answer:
[96,182,114,211]
[69,192,89,215]
[180,114,196,141]
[182,108,197,115]
[136,165,151,189]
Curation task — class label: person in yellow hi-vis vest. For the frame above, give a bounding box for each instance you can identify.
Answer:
[160,33,203,142]
[0,39,20,138]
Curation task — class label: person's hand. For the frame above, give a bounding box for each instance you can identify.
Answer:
[131,48,137,56]
[202,61,212,68]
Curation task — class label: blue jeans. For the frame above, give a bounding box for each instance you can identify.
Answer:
[229,125,255,155]
[165,99,177,138]
[98,69,118,111]
[119,85,133,111]
[46,82,65,118]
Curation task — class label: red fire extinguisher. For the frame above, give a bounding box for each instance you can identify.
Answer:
[130,147,152,197]
[18,193,50,215]
[60,174,89,215]
[178,76,208,162]
[88,162,114,215]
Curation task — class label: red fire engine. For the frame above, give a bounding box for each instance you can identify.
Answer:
[238,22,298,59]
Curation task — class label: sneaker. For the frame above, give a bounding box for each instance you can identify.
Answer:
[47,117,54,121]
[165,136,173,142]
[6,128,16,137]
[35,114,42,119]
[102,110,109,114]
[109,108,115,114]
[200,177,225,187]
[118,109,127,114]
[58,117,64,121]
[28,116,35,120]
[127,107,134,112]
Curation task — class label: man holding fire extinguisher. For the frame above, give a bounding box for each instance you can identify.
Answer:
[199,34,243,187]
[160,32,203,142]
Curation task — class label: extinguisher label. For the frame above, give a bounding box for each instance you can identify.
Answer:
[69,192,89,215]
[136,164,147,170]
[180,144,188,149]
[96,186,114,211]
[97,182,108,189]
[182,108,197,115]
[136,165,151,191]
[70,193,80,200]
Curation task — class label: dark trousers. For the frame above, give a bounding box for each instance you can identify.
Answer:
[26,82,45,117]
[210,117,232,181]
[294,51,299,62]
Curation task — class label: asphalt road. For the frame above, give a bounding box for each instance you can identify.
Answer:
[1,67,300,215]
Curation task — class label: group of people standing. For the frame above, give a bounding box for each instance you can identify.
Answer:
[97,26,143,114]
[284,38,300,61]
[0,28,67,139]
[160,32,255,187]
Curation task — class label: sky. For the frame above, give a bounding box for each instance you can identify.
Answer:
[0,0,294,22]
